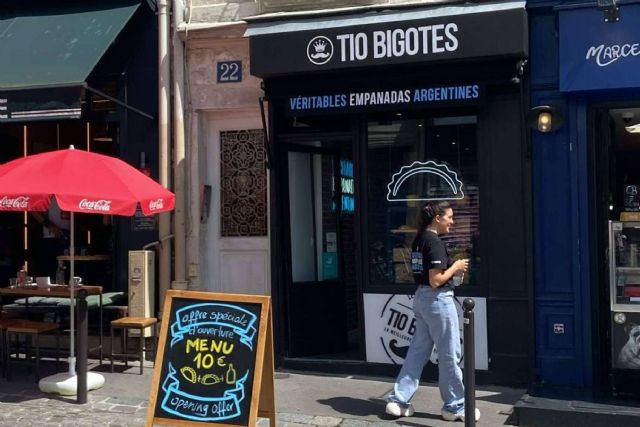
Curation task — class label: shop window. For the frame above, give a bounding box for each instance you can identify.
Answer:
[367,117,480,286]
[220,130,268,237]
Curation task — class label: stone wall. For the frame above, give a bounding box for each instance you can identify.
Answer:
[187,34,262,111]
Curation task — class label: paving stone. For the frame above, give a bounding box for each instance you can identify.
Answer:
[279,412,316,423]
[104,396,147,406]
[340,420,398,427]
[309,415,342,426]
[108,404,140,414]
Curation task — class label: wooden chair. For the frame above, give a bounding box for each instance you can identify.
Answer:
[0,316,20,378]
[4,319,60,381]
[110,316,157,374]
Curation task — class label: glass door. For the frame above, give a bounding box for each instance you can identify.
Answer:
[281,139,359,359]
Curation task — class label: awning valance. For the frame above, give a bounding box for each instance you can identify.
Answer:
[246,1,527,78]
[0,0,141,122]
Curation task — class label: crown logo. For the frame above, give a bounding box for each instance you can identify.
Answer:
[307,36,333,65]
[313,40,327,53]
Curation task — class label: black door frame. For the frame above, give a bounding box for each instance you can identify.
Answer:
[589,101,640,391]
[275,135,363,359]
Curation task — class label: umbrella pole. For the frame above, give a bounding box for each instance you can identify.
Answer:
[69,211,75,375]
[39,210,104,398]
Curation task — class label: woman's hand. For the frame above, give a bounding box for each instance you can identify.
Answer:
[453,259,469,273]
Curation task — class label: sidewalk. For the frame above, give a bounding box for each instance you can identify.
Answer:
[0,360,523,426]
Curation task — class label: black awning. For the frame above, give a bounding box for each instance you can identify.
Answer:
[245,1,527,78]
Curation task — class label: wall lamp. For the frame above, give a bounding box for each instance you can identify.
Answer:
[528,106,564,133]
[597,0,619,23]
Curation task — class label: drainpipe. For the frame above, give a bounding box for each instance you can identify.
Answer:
[178,4,201,290]
[157,0,172,311]
[187,109,201,290]
[172,0,187,290]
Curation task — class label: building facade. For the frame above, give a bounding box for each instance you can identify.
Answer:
[530,0,640,397]
[0,0,159,295]
[184,0,534,385]
[179,1,270,295]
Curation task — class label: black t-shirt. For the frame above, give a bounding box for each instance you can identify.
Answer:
[410,231,453,287]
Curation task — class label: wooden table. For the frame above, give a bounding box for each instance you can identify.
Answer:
[0,284,102,298]
[56,255,110,262]
[0,284,104,361]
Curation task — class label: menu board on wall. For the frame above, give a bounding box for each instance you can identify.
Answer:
[146,290,275,427]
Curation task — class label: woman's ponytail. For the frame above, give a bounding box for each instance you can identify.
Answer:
[416,201,451,238]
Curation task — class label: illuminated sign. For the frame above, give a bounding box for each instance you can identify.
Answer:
[285,84,482,115]
[339,159,355,213]
[386,160,464,202]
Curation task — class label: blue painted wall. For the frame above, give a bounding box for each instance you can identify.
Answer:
[528,2,593,386]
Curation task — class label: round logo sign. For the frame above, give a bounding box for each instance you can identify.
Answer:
[307,36,333,65]
[375,294,464,365]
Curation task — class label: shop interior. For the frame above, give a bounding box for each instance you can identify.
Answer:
[0,119,118,288]
[277,109,482,361]
[594,106,640,396]
[366,114,480,289]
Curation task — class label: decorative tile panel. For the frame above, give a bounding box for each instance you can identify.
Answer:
[220,130,267,236]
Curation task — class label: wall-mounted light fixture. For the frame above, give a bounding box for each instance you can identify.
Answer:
[597,0,619,23]
[528,106,564,133]
[626,124,640,134]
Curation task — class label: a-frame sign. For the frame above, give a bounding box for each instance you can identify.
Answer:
[147,290,276,427]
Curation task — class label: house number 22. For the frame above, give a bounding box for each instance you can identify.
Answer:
[217,61,242,83]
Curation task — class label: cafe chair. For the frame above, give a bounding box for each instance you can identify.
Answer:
[4,319,60,381]
[110,316,158,374]
[0,315,20,377]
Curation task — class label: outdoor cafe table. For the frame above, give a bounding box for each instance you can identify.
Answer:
[0,284,104,362]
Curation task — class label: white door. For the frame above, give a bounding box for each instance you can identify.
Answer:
[201,109,270,295]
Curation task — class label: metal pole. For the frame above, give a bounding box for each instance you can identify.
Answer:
[76,289,88,404]
[69,211,76,375]
[172,0,187,289]
[463,298,476,427]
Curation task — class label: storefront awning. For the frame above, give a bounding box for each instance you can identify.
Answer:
[245,1,527,78]
[0,0,141,122]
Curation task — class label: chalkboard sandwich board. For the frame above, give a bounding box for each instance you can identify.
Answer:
[146,290,276,427]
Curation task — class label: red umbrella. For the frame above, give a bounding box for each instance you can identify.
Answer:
[0,147,174,215]
[0,146,175,378]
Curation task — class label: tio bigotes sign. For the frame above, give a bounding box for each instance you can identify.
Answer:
[363,293,488,370]
[248,4,527,77]
[147,291,275,427]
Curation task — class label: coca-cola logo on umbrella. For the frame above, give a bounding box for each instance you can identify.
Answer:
[78,198,112,212]
[0,196,30,208]
[149,198,164,211]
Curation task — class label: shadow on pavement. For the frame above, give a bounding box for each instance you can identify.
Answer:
[316,396,443,422]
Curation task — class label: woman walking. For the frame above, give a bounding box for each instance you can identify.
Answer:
[385,201,480,422]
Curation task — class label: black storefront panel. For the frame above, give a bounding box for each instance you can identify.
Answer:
[250,4,527,77]
[250,4,532,385]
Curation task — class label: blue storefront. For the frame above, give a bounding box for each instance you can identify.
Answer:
[530,0,640,394]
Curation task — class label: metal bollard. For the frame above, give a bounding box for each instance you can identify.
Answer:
[463,298,476,427]
[77,289,89,404]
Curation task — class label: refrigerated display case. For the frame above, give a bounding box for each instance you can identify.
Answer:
[608,221,640,397]
[609,221,640,311]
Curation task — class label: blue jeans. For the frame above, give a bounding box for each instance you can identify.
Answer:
[388,286,464,415]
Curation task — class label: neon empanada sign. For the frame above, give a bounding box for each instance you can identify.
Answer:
[386,160,464,202]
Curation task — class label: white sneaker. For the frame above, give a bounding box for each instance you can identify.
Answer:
[441,407,481,422]
[385,401,415,418]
